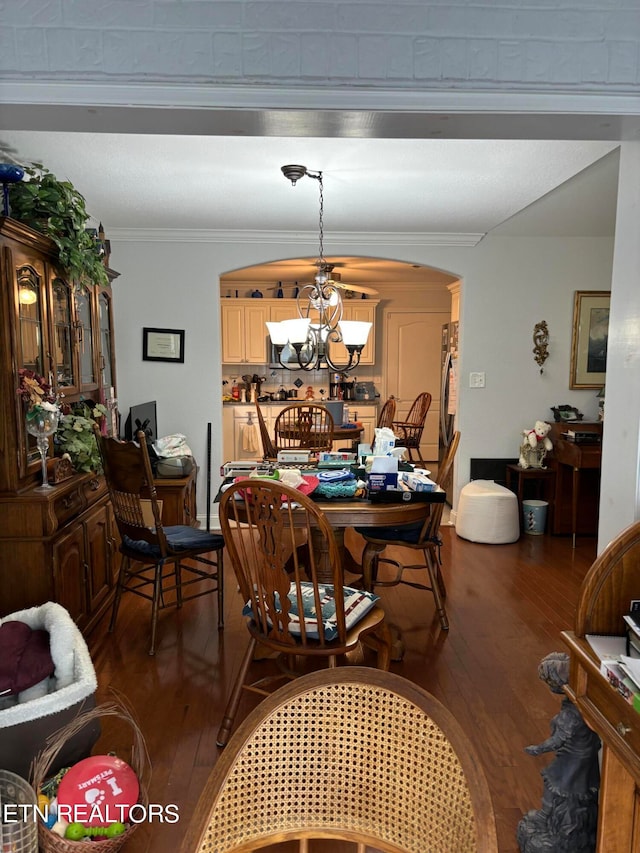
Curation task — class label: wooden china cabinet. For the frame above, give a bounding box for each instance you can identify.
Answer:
[0,217,120,633]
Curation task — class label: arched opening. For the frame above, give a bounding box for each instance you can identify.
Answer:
[219,254,461,468]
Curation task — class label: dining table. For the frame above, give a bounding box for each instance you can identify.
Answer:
[307,491,446,584]
[218,470,445,585]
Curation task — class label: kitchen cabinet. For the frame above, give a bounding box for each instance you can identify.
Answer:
[562,520,640,852]
[328,301,378,366]
[350,405,378,446]
[223,405,265,461]
[222,402,380,460]
[221,298,379,367]
[0,217,121,632]
[221,301,269,364]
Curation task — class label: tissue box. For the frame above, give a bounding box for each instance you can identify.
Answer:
[367,472,399,492]
[401,471,438,492]
[318,451,356,466]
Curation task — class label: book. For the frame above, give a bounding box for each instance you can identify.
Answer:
[600,660,640,708]
[586,634,627,661]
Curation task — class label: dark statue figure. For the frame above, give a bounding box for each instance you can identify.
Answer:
[517,652,601,853]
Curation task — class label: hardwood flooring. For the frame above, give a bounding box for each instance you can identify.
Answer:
[87,526,597,853]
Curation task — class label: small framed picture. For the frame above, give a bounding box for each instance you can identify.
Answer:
[142,327,185,363]
[569,291,610,389]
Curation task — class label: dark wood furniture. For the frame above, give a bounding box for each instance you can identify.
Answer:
[95,429,224,656]
[216,481,392,747]
[0,217,120,633]
[506,463,556,533]
[150,469,198,527]
[549,421,602,544]
[562,519,640,852]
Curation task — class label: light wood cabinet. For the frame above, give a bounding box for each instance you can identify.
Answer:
[328,301,378,366]
[562,520,640,852]
[0,217,120,632]
[221,298,378,366]
[350,404,378,446]
[222,402,379,460]
[221,301,269,364]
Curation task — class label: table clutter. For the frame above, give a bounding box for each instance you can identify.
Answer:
[221,425,440,504]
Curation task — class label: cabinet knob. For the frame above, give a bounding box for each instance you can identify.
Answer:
[616,722,632,737]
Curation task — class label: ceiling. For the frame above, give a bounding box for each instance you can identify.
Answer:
[0,130,619,287]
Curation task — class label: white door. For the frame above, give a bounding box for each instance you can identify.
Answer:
[384,312,450,463]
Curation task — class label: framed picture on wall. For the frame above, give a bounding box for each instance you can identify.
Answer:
[569,291,610,389]
[142,327,185,363]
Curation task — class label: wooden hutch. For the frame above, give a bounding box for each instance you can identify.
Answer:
[0,217,121,633]
[563,520,640,851]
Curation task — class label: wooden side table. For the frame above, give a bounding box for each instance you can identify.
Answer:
[505,463,556,533]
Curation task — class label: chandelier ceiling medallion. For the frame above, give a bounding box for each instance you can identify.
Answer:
[266,165,372,373]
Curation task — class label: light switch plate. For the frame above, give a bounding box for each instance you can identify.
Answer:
[469,371,485,388]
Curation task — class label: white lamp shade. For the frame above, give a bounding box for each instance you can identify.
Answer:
[266,321,289,346]
[339,320,372,346]
[281,317,311,344]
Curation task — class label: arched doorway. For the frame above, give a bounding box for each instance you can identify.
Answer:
[219,255,460,466]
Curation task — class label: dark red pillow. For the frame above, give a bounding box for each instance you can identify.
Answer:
[0,621,55,697]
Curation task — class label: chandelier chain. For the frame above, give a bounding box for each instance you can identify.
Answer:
[317,171,324,267]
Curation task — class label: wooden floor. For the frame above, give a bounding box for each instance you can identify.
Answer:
[88,524,597,853]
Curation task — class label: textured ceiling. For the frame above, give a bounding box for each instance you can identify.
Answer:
[0,131,618,239]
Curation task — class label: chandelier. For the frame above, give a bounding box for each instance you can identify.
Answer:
[266,165,372,373]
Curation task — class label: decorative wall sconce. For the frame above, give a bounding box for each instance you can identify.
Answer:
[533,321,550,373]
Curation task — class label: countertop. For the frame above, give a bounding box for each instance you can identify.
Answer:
[222,399,380,406]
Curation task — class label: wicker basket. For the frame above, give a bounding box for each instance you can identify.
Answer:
[30,700,150,853]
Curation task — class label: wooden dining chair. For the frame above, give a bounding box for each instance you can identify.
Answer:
[376,396,396,431]
[216,478,391,747]
[356,431,461,631]
[94,427,225,655]
[254,401,277,460]
[392,391,432,466]
[182,666,498,853]
[273,403,335,452]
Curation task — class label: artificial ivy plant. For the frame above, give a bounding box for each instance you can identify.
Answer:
[8,162,108,286]
[55,402,108,474]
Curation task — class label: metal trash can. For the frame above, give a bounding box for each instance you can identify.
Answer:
[0,769,38,852]
[523,499,548,535]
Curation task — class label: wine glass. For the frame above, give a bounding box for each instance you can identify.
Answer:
[26,408,59,492]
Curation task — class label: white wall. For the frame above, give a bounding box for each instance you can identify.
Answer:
[112,234,612,526]
[598,141,640,548]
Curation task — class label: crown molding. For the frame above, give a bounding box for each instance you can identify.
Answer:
[1,80,638,115]
[107,228,485,247]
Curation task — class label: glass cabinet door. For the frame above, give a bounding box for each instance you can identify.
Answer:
[75,284,96,389]
[98,290,114,391]
[51,277,76,390]
[17,265,46,377]
[17,264,47,466]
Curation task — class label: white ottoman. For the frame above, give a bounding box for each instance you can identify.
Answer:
[455,479,520,544]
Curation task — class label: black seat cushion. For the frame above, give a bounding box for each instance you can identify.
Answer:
[355,521,425,545]
[123,525,224,557]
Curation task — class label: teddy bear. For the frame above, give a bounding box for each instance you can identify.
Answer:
[519,420,553,469]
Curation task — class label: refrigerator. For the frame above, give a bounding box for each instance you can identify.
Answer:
[439,322,459,496]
